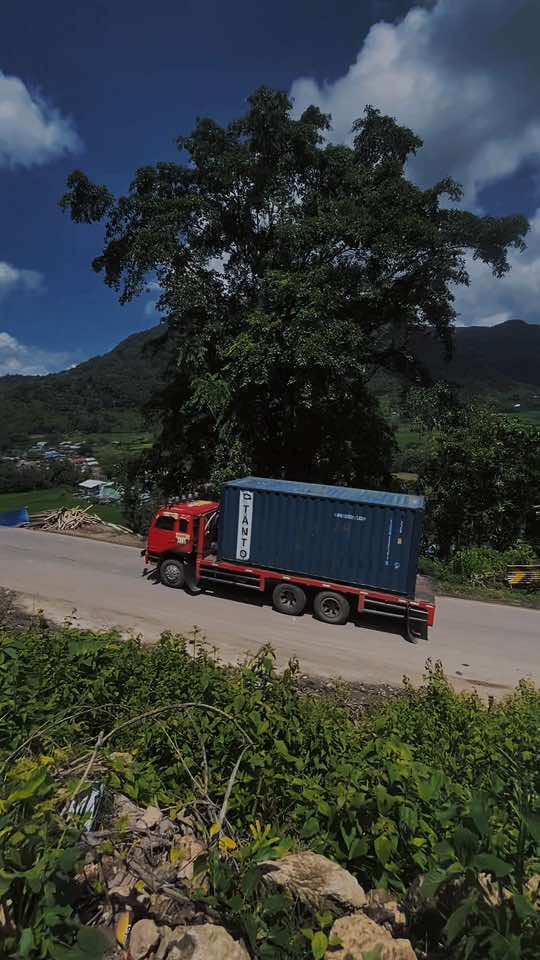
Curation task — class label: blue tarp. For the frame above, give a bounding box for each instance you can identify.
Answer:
[0,507,30,527]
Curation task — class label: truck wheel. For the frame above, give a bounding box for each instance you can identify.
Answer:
[272,583,307,616]
[314,591,350,625]
[159,558,185,589]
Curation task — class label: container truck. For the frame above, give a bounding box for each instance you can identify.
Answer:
[143,477,436,641]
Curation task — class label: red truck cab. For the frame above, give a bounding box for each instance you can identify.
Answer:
[145,500,218,588]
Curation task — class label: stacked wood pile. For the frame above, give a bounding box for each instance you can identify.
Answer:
[27,505,133,535]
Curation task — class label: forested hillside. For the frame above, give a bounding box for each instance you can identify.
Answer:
[1,319,538,449]
[0,327,170,448]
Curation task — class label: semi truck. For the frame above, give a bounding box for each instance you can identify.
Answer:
[143,477,436,641]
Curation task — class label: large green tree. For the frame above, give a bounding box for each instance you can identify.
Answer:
[415,400,540,556]
[61,88,528,492]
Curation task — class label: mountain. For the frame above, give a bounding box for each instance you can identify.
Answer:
[416,319,540,395]
[0,319,538,449]
[0,327,171,449]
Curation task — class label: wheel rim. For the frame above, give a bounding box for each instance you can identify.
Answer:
[164,563,181,585]
[321,596,341,620]
[280,589,297,610]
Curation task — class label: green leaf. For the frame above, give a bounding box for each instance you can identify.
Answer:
[524,813,540,845]
[445,901,473,944]
[348,837,368,860]
[263,893,288,915]
[311,931,328,960]
[472,854,513,878]
[19,929,35,959]
[301,817,320,839]
[0,869,14,896]
[7,769,48,804]
[513,893,536,920]
[77,926,108,958]
[453,826,479,865]
[470,795,489,836]
[58,846,82,873]
[420,866,448,899]
[374,835,392,866]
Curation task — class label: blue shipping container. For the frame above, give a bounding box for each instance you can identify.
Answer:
[218,477,425,598]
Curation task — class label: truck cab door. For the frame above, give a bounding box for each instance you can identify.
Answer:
[151,513,178,553]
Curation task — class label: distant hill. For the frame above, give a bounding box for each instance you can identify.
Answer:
[0,327,171,449]
[416,319,540,395]
[0,319,538,449]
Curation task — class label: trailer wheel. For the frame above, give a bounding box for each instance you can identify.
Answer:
[314,590,350,625]
[272,583,307,616]
[159,558,185,589]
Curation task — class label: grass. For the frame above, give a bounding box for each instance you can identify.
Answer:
[433,579,540,609]
[0,487,124,525]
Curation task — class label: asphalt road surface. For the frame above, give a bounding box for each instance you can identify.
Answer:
[1,527,538,698]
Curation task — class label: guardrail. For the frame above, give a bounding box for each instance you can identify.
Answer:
[506,564,540,589]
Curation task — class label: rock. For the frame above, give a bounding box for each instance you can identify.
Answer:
[173,835,207,881]
[364,888,407,935]
[165,925,250,959]
[159,818,177,837]
[113,794,145,831]
[326,913,417,960]
[526,874,540,906]
[260,852,366,913]
[136,806,164,831]
[154,926,192,960]
[109,873,137,902]
[128,919,160,960]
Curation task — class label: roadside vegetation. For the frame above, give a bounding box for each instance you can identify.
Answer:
[1,621,540,959]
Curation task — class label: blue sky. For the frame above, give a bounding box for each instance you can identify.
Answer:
[1,0,539,375]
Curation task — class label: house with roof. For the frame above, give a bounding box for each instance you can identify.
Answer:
[78,479,121,501]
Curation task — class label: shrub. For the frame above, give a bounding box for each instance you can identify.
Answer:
[1,624,540,958]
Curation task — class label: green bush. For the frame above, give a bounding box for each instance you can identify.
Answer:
[421,542,538,589]
[1,624,540,958]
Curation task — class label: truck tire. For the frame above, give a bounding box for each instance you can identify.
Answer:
[272,583,307,616]
[314,590,350,625]
[159,557,185,589]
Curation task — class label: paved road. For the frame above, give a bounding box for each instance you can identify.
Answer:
[1,527,538,697]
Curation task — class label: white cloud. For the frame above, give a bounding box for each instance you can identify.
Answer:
[0,70,81,167]
[454,208,540,326]
[0,331,75,377]
[290,0,540,207]
[0,261,44,299]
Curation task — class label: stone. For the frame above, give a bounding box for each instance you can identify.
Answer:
[128,919,160,960]
[154,926,192,960]
[136,806,164,831]
[166,924,250,959]
[526,874,540,906]
[260,852,367,913]
[113,794,145,831]
[326,913,417,960]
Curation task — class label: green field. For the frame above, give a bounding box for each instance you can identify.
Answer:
[0,487,124,525]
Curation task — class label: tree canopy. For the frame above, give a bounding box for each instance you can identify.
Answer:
[416,400,540,556]
[61,87,528,492]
